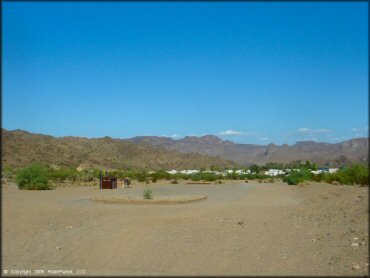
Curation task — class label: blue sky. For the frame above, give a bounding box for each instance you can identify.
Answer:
[3,2,368,145]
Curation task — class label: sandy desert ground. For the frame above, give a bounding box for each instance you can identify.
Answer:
[2,180,369,276]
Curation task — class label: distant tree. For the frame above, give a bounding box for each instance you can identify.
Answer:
[210,165,222,172]
[249,164,260,174]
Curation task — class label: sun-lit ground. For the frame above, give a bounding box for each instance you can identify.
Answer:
[2,181,368,276]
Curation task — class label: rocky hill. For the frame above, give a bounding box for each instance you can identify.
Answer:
[129,135,369,167]
[1,129,236,170]
[3,129,367,170]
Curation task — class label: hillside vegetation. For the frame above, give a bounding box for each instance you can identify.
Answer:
[5,161,368,191]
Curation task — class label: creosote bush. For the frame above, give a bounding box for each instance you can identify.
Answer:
[15,164,52,190]
[283,169,313,185]
[143,188,153,199]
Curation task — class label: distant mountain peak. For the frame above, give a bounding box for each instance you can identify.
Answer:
[179,135,224,144]
[3,129,236,170]
[200,135,224,144]
[294,140,317,146]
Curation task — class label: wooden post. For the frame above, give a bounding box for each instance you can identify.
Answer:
[99,170,102,189]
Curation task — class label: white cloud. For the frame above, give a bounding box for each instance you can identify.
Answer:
[188,133,207,137]
[315,129,330,133]
[354,133,365,138]
[351,127,369,132]
[161,134,180,138]
[259,137,269,141]
[298,128,310,133]
[219,130,243,136]
[298,128,330,134]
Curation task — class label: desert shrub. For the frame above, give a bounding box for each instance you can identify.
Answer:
[150,170,171,180]
[128,170,148,182]
[92,168,103,179]
[187,172,219,181]
[117,171,127,179]
[323,164,369,186]
[312,173,324,182]
[143,188,153,199]
[201,172,218,181]
[342,164,369,185]
[76,170,95,182]
[225,172,239,180]
[49,167,77,181]
[15,164,51,190]
[106,170,117,177]
[283,169,313,185]
[138,171,148,182]
[171,180,178,184]
[172,173,189,180]
[151,177,157,183]
[190,173,202,181]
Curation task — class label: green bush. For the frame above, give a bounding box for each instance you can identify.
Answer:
[15,164,52,190]
[76,169,95,182]
[150,170,171,180]
[172,173,189,180]
[312,173,324,182]
[143,188,153,199]
[283,169,312,185]
[225,172,239,180]
[190,173,202,181]
[136,171,148,182]
[323,165,369,186]
[49,167,77,181]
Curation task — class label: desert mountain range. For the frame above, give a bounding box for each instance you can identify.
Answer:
[129,135,369,167]
[2,129,368,170]
[2,129,236,170]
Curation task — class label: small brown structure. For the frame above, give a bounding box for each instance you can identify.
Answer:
[101,176,117,189]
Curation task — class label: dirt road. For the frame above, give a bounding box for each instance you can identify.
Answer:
[2,181,368,276]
